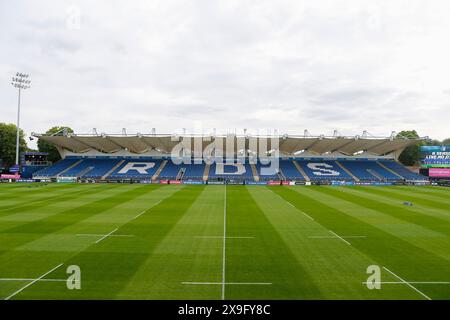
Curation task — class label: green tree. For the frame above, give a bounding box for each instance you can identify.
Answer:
[37,126,74,163]
[397,130,422,166]
[442,138,450,146]
[0,123,28,168]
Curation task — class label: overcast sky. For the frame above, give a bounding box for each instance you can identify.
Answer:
[1,0,450,149]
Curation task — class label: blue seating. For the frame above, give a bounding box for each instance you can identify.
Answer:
[280,160,304,180]
[158,161,182,179]
[79,159,121,178]
[298,160,352,181]
[378,160,425,180]
[338,160,399,181]
[109,159,162,180]
[33,158,80,177]
[256,160,279,180]
[209,162,253,180]
[183,164,205,180]
[35,157,424,182]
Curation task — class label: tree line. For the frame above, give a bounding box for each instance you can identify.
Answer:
[0,123,449,169]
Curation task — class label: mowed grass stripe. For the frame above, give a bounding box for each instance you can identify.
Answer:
[0,183,72,201]
[0,185,182,300]
[323,187,450,236]
[116,185,224,299]
[362,186,450,211]
[312,187,450,263]
[26,185,204,299]
[0,184,106,215]
[335,187,450,223]
[275,187,450,299]
[250,187,416,299]
[0,185,117,234]
[225,186,323,299]
[394,186,450,202]
[0,185,161,253]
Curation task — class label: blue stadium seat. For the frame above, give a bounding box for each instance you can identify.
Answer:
[280,160,304,180]
[77,159,121,179]
[109,159,162,180]
[209,161,254,180]
[338,160,399,181]
[35,157,424,182]
[298,160,352,181]
[33,158,81,177]
[378,160,425,180]
[183,163,205,180]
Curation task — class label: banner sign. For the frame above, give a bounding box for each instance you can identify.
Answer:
[420,146,450,168]
[169,180,182,184]
[57,177,77,183]
[9,165,20,173]
[429,168,450,178]
[1,174,21,179]
[183,180,204,185]
[331,181,355,186]
[208,181,225,185]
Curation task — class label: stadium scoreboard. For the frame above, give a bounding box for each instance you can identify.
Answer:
[420,146,450,178]
[420,146,450,168]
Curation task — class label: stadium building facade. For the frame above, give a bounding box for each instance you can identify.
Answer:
[31,131,428,185]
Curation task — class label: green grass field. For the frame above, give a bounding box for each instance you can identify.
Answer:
[0,183,449,300]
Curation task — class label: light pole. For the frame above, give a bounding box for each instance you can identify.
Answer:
[11,73,31,167]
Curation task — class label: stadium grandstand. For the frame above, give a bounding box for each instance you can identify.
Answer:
[30,131,428,185]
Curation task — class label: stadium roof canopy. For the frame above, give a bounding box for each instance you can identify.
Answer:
[33,132,426,157]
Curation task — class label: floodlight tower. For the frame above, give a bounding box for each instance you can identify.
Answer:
[11,72,31,166]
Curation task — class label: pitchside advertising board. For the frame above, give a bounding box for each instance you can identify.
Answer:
[420,146,450,168]
[429,168,450,178]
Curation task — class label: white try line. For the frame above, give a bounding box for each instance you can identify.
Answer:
[95,228,119,244]
[221,184,227,300]
[182,282,272,286]
[4,263,63,300]
[382,266,432,301]
[194,236,254,239]
[132,200,162,220]
[328,230,351,246]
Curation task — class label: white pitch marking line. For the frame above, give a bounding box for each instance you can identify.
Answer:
[221,184,227,300]
[182,282,272,286]
[0,278,78,282]
[4,263,63,300]
[267,189,314,221]
[95,228,118,244]
[194,236,254,239]
[308,235,366,239]
[132,200,162,220]
[328,230,351,246]
[76,234,135,238]
[382,266,432,301]
[362,281,450,285]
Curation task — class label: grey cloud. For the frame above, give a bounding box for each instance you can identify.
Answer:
[1,0,450,148]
